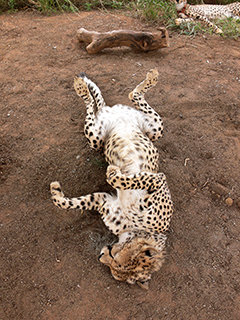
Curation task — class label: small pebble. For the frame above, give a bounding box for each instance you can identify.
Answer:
[225,198,233,206]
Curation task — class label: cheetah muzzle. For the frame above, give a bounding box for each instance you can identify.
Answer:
[50,69,173,289]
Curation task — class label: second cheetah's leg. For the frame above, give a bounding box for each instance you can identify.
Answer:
[190,13,223,34]
[129,69,163,142]
[176,14,223,34]
[175,17,195,25]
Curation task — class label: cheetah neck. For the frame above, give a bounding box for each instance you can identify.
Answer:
[118,230,167,252]
[177,4,189,14]
[177,4,187,13]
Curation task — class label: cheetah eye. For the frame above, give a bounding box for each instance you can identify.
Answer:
[145,250,152,257]
[143,247,159,257]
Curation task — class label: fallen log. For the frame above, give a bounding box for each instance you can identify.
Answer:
[76,28,169,54]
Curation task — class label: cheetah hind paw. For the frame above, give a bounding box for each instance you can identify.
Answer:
[50,181,64,198]
[73,75,89,98]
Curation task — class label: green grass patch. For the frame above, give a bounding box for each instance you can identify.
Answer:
[216,17,240,38]
[173,17,240,38]
[130,0,176,25]
[30,0,80,13]
[0,0,80,13]
[0,0,128,12]
[82,0,126,11]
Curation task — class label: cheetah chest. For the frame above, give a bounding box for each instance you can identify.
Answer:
[100,188,147,234]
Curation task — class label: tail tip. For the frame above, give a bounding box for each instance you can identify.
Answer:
[78,72,87,79]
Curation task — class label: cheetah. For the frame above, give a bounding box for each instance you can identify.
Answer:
[50,69,173,289]
[174,0,240,34]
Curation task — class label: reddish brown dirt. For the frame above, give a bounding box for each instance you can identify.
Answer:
[0,10,240,320]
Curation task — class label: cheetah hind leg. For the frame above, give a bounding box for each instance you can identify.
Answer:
[74,74,105,151]
[129,68,158,101]
[74,73,106,111]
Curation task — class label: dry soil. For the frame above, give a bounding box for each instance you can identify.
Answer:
[1,10,240,320]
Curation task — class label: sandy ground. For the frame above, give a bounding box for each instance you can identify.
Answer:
[0,10,240,320]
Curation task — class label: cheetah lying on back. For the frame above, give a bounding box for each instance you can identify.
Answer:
[50,69,173,289]
[174,0,240,34]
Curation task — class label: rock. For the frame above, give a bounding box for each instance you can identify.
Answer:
[225,198,233,206]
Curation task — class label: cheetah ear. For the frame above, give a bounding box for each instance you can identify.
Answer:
[137,280,149,290]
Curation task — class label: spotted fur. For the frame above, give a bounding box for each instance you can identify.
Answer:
[50,69,173,289]
[174,0,240,34]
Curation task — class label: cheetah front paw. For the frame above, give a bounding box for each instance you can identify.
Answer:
[216,28,223,34]
[129,68,159,100]
[175,18,183,26]
[106,165,121,181]
[50,181,64,198]
[146,68,159,84]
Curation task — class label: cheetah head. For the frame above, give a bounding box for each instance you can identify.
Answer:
[174,0,187,11]
[99,237,165,289]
